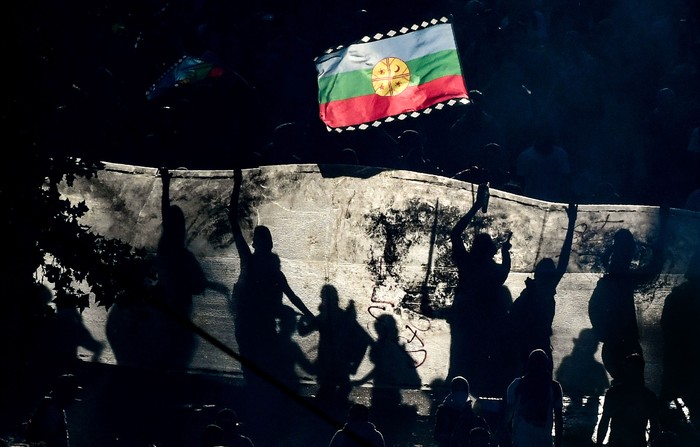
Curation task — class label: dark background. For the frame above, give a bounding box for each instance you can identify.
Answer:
[6,0,700,205]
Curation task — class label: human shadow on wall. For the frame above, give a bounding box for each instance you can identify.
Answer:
[226,167,315,389]
[660,248,700,428]
[247,304,318,445]
[448,184,515,398]
[555,328,610,444]
[226,167,319,445]
[355,313,421,447]
[298,284,372,417]
[587,207,668,381]
[1,284,104,431]
[32,285,104,378]
[106,168,227,370]
[508,203,577,375]
[273,305,316,396]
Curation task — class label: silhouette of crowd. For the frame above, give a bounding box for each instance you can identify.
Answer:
[10,172,696,447]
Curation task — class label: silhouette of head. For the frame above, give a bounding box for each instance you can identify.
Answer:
[592,182,620,204]
[572,328,599,355]
[201,424,225,447]
[526,349,551,375]
[164,205,186,243]
[534,258,556,280]
[607,229,636,273]
[167,204,186,226]
[686,250,700,283]
[252,226,273,252]
[339,148,359,165]
[469,427,492,447]
[271,122,304,153]
[480,143,504,170]
[319,284,339,313]
[348,403,370,422]
[277,306,299,335]
[51,373,82,406]
[655,87,675,110]
[216,408,240,432]
[532,124,556,155]
[398,129,423,157]
[468,90,484,113]
[450,376,470,395]
[374,314,399,341]
[621,353,645,384]
[472,233,498,260]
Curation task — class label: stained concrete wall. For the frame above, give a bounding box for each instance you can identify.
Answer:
[63,162,700,392]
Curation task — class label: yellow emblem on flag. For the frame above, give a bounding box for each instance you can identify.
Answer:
[372,57,410,96]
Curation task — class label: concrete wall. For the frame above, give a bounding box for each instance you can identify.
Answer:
[63,163,700,393]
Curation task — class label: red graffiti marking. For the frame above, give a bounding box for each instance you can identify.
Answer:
[368,305,388,319]
[408,315,431,332]
[406,349,428,367]
[402,325,426,347]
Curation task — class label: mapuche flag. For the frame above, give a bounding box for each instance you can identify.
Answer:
[146,55,225,101]
[315,17,469,131]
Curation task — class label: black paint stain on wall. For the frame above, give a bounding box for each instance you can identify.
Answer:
[364,200,512,318]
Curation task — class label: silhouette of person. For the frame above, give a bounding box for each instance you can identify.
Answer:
[452,142,513,191]
[215,408,255,447]
[328,403,386,447]
[25,373,82,447]
[515,128,571,202]
[590,182,622,205]
[588,208,667,380]
[469,426,497,447]
[24,285,102,384]
[258,121,309,165]
[505,349,563,447]
[337,147,360,166]
[108,167,228,369]
[152,167,214,368]
[509,203,577,371]
[556,328,610,400]
[393,129,443,175]
[660,249,700,424]
[228,167,314,386]
[53,304,104,367]
[446,90,506,176]
[685,123,700,198]
[596,353,661,447]
[684,187,700,211]
[643,87,690,206]
[362,314,421,409]
[556,328,609,444]
[272,305,316,395]
[448,184,512,397]
[200,423,226,447]
[434,376,490,447]
[354,314,420,446]
[298,284,371,405]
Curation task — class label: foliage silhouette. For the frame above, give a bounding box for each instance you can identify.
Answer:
[2,155,157,314]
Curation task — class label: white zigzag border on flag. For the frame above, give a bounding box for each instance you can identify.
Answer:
[145,54,191,98]
[318,16,470,133]
[326,97,470,133]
